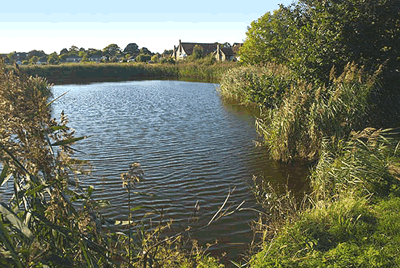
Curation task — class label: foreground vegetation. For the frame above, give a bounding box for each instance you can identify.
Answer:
[220,0,400,266]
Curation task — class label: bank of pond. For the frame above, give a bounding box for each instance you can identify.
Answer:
[15,62,236,85]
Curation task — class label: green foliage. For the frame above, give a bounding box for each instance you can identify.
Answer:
[256,63,379,162]
[0,58,110,266]
[160,56,175,65]
[219,64,293,108]
[310,128,400,201]
[192,45,204,60]
[17,61,235,84]
[150,54,159,62]
[29,56,38,65]
[102,43,121,57]
[240,0,399,86]
[251,196,400,267]
[135,54,152,63]
[123,43,140,56]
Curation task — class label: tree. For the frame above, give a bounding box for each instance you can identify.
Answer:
[60,48,68,55]
[103,44,121,57]
[78,51,87,58]
[29,56,38,65]
[135,54,151,62]
[47,52,59,65]
[240,0,399,85]
[162,49,173,56]
[69,45,79,53]
[151,54,159,62]
[192,45,204,60]
[7,52,15,63]
[140,47,153,56]
[28,50,46,59]
[124,43,140,56]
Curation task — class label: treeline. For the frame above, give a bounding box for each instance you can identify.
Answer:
[220,0,400,266]
[2,43,175,65]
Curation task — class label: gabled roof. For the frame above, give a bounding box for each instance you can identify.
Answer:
[221,47,234,57]
[231,43,243,54]
[66,55,82,59]
[180,42,218,56]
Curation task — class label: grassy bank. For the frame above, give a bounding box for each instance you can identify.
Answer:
[16,62,237,85]
[219,58,400,267]
[250,128,400,267]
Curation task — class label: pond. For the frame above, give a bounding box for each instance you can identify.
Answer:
[51,80,309,261]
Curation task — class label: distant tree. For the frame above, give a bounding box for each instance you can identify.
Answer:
[7,52,15,63]
[29,56,38,65]
[79,47,86,52]
[162,49,173,56]
[69,45,79,52]
[123,43,140,56]
[87,49,102,57]
[81,54,89,62]
[151,54,159,62]
[192,45,204,59]
[160,57,175,64]
[140,47,153,56]
[60,48,68,55]
[135,54,151,62]
[103,44,121,57]
[59,53,68,61]
[78,51,87,58]
[47,52,59,65]
[28,50,46,59]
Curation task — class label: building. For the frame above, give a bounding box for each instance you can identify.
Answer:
[172,40,239,62]
[214,44,235,62]
[65,55,82,63]
[173,40,218,60]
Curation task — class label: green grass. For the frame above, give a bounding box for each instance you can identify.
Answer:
[250,128,400,267]
[251,196,400,267]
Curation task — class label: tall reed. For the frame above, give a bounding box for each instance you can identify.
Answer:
[256,63,380,162]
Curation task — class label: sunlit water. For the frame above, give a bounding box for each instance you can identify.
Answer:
[11,80,311,261]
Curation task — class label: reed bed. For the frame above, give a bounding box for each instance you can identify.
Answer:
[17,62,237,85]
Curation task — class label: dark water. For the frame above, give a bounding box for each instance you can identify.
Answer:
[50,80,309,261]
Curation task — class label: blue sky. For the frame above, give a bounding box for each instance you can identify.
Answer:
[0,0,293,54]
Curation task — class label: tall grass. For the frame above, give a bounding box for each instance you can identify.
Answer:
[218,64,293,108]
[16,61,237,85]
[256,63,380,162]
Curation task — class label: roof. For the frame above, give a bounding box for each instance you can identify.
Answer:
[221,47,234,57]
[231,43,243,54]
[180,42,218,56]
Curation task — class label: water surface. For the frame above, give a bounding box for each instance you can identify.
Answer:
[51,80,309,260]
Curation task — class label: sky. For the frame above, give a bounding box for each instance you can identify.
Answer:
[0,0,293,55]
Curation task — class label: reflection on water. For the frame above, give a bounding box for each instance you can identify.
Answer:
[9,80,309,261]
